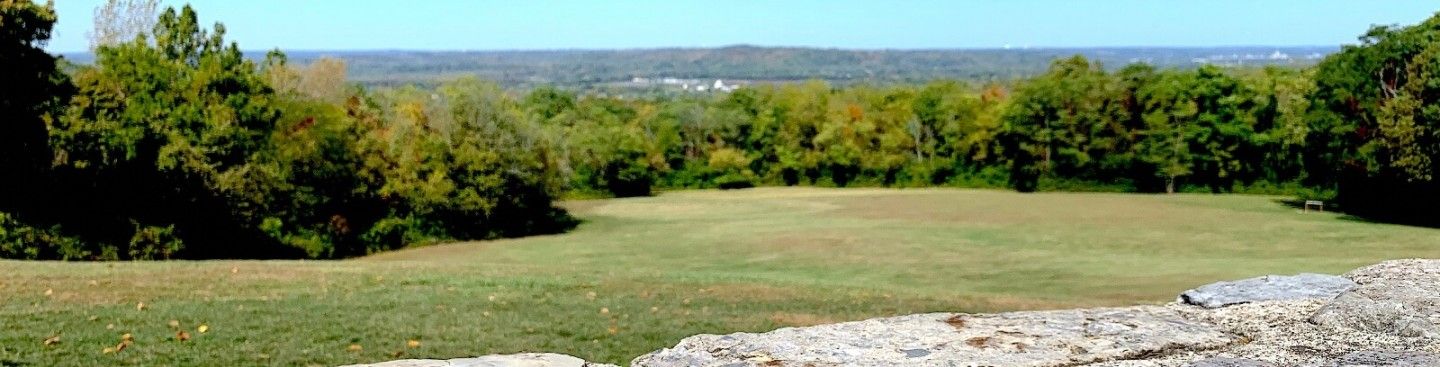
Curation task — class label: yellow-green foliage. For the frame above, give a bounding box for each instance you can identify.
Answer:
[4,6,572,260]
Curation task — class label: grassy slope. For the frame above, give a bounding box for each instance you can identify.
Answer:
[2,188,1436,366]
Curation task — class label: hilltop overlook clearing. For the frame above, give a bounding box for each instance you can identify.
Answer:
[4,188,1437,366]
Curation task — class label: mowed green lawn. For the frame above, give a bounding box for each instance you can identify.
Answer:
[3,188,1438,366]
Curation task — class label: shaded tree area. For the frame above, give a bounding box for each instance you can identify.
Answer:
[2,4,572,260]
[0,0,80,259]
[997,59,1312,195]
[5,4,1440,260]
[1305,15,1440,224]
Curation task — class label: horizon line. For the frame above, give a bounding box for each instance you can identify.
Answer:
[50,44,1345,55]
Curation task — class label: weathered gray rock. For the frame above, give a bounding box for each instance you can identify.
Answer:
[631,306,1235,367]
[1311,259,1440,338]
[338,353,617,367]
[631,259,1440,367]
[1166,299,1437,366]
[1331,350,1440,366]
[1186,357,1276,367]
[1178,273,1354,308]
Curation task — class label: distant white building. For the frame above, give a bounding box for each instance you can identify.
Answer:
[712,79,740,92]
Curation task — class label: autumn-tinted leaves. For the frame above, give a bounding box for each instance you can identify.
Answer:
[0,4,573,260]
[6,2,1440,262]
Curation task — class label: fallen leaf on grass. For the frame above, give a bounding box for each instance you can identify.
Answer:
[120,333,133,342]
[168,320,180,328]
[44,289,53,296]
[115,341,129,353]
[176,330,190,341]
[406,340,421,348]
[43,336,60,346]
[136,302,146,311]
[198,324,209,333]
[347,344,363,352]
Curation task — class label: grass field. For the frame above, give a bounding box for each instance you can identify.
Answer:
[3,187,1438,366]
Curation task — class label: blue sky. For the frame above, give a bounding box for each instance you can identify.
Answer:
[45,1,1440,53]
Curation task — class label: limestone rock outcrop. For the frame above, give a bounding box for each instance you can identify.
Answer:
[632,259,1440,367]
[631,306,1233,366]
[1311,259,1440,338]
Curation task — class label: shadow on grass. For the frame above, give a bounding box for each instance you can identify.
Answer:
[1273,198,1440,229]
[1274,198,1331,211]
[1,360,28,367]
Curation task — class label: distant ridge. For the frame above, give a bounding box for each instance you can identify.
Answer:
[60,45,1337,89]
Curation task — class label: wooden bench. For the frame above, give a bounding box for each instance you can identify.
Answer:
[1303,200,1324,212]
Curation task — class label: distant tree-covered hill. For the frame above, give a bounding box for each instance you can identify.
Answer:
[63,45,1336,89]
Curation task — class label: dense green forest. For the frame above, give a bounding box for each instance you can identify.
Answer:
[3,1,1439,259]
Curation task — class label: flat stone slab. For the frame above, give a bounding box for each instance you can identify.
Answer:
[338,353,617,367]
[1178,273,1354,308]
[631,306,1235,367]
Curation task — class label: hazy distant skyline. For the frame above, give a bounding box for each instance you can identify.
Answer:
[45,1,1440,53]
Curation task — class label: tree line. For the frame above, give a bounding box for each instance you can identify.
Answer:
[2,2,571,260]
[531,59,1320,197]
[3,2,1438,260]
